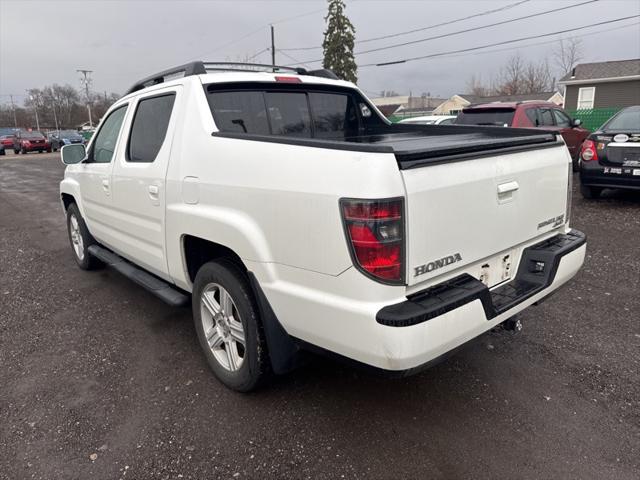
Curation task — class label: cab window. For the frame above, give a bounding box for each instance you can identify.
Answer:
[127,93,176,162]
[553,109,571,128]
[89,105,128,163]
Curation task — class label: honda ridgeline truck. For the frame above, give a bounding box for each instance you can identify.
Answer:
[59,62,586,391]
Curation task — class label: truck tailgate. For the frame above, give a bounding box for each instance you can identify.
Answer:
[401,144,570,287]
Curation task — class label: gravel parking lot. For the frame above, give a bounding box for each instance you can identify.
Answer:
[1,152,638,480]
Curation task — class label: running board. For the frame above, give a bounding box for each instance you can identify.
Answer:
[87,245,189,307]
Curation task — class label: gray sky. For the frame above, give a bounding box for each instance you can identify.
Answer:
[1,0,639,105]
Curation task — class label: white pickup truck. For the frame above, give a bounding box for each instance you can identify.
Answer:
[60,62,586,391]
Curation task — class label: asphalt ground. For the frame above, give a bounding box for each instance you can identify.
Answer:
[1,151,639,480]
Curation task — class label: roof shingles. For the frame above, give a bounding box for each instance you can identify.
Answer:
[559,58,640,82]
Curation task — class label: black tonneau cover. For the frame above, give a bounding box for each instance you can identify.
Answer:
[211,123,560,169]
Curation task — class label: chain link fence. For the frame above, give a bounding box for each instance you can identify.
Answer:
[567,108,621,132]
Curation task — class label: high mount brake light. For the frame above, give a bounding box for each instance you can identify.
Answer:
[580,139,598,162]
[340,198,405,284]
[275,76,302,83]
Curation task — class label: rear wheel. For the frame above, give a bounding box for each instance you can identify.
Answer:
[192,260,271,392]
[580,184,602,199]
[21,147,27,154]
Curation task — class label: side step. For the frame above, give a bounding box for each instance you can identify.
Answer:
[88,245,189,307]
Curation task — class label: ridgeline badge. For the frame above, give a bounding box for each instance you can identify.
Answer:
[414,253,462,277]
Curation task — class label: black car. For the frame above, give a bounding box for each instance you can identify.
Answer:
[579,106,640,198]
[48,130,85,151]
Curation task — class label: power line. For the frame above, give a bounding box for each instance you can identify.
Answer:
[277,50,312,69]
[380,20,640,65]
[279,0,530,51]
[287,0,600,65]
[360,15,640,68]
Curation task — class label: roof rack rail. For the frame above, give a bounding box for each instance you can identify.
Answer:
[125,61,339,95]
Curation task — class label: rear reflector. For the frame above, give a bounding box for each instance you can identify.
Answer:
[340,198,405,284]
[275,76,302,83]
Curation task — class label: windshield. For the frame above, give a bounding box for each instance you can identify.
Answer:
[601,107,640,132]
[455,109,515,126]
[23,132,45,139]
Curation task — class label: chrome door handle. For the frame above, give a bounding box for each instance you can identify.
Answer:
[148,185,159,197]
[497,181,519,194]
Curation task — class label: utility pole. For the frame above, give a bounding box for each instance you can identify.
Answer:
[270,24,276,71]
[28,92,40,131]
[49,89,60,132]
[9,94,17,128]
[77,69,93,127]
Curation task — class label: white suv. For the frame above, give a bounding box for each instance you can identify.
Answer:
[60,61,586,391]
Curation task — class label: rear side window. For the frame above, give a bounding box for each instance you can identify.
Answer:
[265,92,312,138]
[525,108,538,126]
[128,93,176,162]
[538,108,555,127]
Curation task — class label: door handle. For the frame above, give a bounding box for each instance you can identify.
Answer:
[148,185,159,198]
[497,181,519,195]
[102,179,110,192]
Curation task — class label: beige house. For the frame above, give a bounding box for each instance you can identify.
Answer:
[371,94,447,117]
[432,91,564,115]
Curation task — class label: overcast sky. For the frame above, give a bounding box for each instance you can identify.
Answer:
[1,0,639,104]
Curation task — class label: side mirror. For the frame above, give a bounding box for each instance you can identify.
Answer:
[572,118,582,127]
[61,143,87,165]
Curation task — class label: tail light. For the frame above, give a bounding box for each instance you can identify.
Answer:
[340,198,405,284]
[580,139,598,161]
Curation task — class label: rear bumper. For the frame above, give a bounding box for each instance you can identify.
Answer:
[580,161,640,190]
[370,229,586,371]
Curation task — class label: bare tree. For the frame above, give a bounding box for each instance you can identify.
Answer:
[522,58,554,94]
[497,54,526,95]
[466,74,490,96]
[553,38,583,77]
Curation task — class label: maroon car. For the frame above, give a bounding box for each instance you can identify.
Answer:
[455,101,590,170]
[13,131,52,154]
[0,134,15,150]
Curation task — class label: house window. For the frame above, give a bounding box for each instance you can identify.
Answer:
[577,87,595,109]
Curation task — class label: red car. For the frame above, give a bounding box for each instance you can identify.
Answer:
[455,101,590,170]
[13,131,52,154]
[0,134,15,149]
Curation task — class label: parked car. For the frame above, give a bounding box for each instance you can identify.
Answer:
[59,61,585,392]
[13,131,52,154]
[579,105,640,198]
[0,134,15,151]
[48,130,85,151]
[399,115,457,125]
[455,102,590,171]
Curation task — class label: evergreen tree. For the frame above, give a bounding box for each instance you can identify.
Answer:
[322,0,357,83]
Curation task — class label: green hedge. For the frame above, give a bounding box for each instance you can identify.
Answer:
[567,108,620,132]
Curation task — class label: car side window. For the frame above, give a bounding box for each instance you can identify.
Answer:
[127,93,176,163]
[539,108,555,127]
[553,109,571,127]
[525,108,538,126]
[89,105,128,163]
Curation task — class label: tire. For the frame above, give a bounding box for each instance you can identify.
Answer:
[192,259,271,392]
[21,147,27,154]
[0,149,5,156]
[13,148,19,154]
[66,203,102,270]
[572,154,580,172]
[580,184,602,199]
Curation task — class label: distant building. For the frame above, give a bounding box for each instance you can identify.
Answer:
[558,58,640,110]
[371,94,447,117]
[432,91,564,115]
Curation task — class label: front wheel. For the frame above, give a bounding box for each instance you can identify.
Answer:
[66,203,102,270]
[580,184,602,199]
[192,260,271,392]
